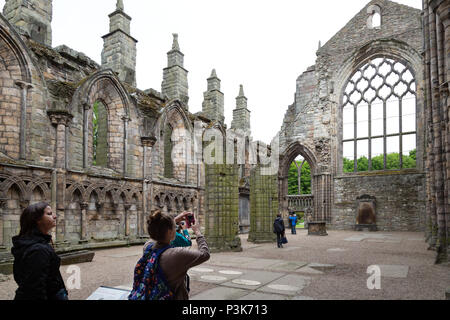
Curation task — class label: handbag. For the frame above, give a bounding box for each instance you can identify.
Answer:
[281,236,288,244]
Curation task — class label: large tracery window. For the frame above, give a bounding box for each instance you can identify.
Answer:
[342,57,417,172]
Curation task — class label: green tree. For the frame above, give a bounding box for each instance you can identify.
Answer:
[288,160,312,195]
[343,149,416,172]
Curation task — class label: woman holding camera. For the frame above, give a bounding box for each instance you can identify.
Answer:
[131,209,210,300]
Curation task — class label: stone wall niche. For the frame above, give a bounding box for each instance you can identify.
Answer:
[355,195,377,232]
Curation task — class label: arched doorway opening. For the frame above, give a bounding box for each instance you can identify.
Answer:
[279,142,331,224]
[287,155,313,229]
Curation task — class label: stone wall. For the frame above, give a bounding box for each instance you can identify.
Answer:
[0,8,207,252]
[204,164,242,252]
[278,0,426,232]
[333,172,426,231]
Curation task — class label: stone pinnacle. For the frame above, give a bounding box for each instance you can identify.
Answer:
[172,33,180,51]
[239,85,245,97]
[210,69,218,78]
[116,0,124,11]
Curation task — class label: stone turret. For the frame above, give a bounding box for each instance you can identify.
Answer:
[101,0,137,86]
[161,33,189,107]
[231,85,251,135]
[202,69,224,124]
[3,0,53,47]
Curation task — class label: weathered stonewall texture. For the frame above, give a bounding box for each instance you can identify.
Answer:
[202,69,224,125]
[204,164,242,252]
[161,33,189,107]
[248,165,278,243]
[231,85,251,136]
[3,0,52,47]
[0,1,229,253]
[101,0,137,87]
[422,0,450,263]
[278,0,426,239]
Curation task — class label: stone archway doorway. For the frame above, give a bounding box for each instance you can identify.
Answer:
[279,142,332,224]
[279,143,317,224]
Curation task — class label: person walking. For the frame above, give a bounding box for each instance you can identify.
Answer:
[11,202,68,300]
[129,209,210,300]
[289,213,298,235]
[273,213,286,248]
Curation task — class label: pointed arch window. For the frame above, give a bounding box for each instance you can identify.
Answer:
[164,123,174,178]
[367,5,382,29]
[93,101,108,167]
[342,57,417,172]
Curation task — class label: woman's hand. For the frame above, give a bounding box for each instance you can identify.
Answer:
[174,211,190,224]
[191,222,202,237]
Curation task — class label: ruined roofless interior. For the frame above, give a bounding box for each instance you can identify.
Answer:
[0,0,448,265]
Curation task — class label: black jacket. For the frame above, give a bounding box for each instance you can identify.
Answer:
[273,217,285,234]
[11,229,68,300]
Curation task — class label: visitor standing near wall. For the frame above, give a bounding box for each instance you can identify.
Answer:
[129,209,210,300]
[171,212,192,248]
[273,213,286,248]
[289,213,298,235]
[11,202,68,300]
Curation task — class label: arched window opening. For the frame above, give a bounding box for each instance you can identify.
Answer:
[93,101,108,167]
[342,57,417,173]
[367,5,382,29]
[371,12,381,28]
[288,155,312,196]
[164,124,174,178]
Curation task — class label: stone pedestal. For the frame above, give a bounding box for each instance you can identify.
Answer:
[354,224,378,232]
[308,221,328,236]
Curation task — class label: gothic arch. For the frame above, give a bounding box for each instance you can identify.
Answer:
[334,39,424,174]
[66,183,87,203]
[279,142,319,178]
[26,178,51,201]
[1,176,28,201]
[69,69,133,173]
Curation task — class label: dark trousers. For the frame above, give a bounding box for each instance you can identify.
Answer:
[276,232,283,248]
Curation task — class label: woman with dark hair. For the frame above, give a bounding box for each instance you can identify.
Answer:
[129,209,210,300]
[11,202,68,300]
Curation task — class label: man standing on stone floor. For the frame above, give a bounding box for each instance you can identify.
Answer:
[273,214,286,248]
[289,212,297,235]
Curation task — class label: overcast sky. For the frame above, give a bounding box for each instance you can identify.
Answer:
[0,0,422,144]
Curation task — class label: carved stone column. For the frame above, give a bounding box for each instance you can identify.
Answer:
[83,103,90,169]
[48,111,73,169]
[122,116,130,176]
[80,202,89,243]
[15,81,33,160]
[141,136,157,238]
[0,199,7,250]
[124,203,132,238]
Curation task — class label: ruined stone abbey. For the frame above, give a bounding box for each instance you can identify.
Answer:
[0,0,448,263]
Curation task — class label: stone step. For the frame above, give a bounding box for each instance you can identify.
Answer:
[307,263,336,271]
[0,250,95,275]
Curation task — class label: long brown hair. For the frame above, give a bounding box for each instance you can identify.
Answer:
[147,209,175,242]
[19,202,50,237]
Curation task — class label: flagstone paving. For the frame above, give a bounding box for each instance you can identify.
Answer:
[0,230,449,300]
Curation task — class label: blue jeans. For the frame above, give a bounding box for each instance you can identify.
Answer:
[291,225,297,234]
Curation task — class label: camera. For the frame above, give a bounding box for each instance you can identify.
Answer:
[185,213,195,228]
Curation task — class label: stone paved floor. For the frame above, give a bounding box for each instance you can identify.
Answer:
[0,229,449,300]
